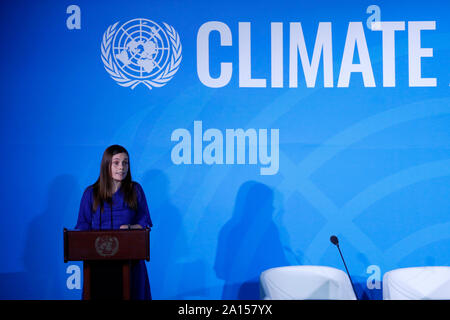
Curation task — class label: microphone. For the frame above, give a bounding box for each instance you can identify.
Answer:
[329,235,358,300]
[330,235,338,246]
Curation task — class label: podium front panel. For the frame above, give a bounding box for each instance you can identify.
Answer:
[64,229,149,262]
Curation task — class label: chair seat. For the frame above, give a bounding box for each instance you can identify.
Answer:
[383,266,450,300]
[260,265,356,300]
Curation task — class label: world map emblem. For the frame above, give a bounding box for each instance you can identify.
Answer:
[94,235,119,257]
[101,18,182,90]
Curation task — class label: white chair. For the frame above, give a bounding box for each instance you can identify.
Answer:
[260,266,357,300]
[383,266,450,300]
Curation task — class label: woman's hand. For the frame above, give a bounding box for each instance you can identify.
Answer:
[119,224,143,229]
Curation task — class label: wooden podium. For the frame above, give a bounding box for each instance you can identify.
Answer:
[63,228,150,300]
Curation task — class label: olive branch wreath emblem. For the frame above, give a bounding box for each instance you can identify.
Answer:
[101,21,182,90]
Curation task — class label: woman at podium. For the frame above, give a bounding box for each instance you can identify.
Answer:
[75,144,153,300]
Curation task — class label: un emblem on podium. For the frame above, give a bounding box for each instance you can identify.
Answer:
[95,235,119,257]
[101,18,182,90]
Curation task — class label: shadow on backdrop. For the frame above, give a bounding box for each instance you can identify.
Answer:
[20,175,78,299]
[214,181,289,299]
[141,169,187,299]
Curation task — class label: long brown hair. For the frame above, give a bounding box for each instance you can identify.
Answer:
[91,145,137,212]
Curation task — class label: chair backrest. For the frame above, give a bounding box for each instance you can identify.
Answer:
[383,266,450,300]
[260,265,357,300]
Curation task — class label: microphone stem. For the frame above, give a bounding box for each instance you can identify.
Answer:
[336,244,358,299]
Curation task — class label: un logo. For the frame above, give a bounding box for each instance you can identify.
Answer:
[94,236,119,257]
[101,18,182,90]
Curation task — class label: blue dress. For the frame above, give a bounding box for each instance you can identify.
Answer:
[75,182,153,300]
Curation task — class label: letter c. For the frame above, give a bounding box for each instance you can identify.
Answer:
[197,21,232,88]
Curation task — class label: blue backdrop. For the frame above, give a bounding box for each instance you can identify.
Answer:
[0,0,449,300]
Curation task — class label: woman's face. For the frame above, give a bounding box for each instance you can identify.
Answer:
[110,152,129,182]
